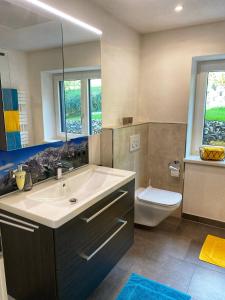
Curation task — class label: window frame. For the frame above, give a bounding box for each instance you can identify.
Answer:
[53,69,101,139]
[186,55,225,158]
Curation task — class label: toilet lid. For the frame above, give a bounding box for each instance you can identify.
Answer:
[137,187,182,207]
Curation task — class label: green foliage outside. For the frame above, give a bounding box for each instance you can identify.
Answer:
[205,107,225,122]
[64,80,102,121]
[64,81,81,119]
[205,72,225,122]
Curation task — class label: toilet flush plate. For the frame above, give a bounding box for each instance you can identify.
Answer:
[130,134,140,152]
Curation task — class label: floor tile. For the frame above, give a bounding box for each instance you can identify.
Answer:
[157,216,182,233]
[90,218,225,300]
[188,266,225,300]
[148,257,196,293]
[148,233,191,261]
[88,266,130,300]
[176,219,208,242]
[201,225,225,241]
[178,219,225,243]
[185,239,225,274]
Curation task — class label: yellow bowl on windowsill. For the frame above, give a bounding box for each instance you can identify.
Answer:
[199,146,225,161]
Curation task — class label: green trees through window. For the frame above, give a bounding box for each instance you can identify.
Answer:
[61,78,102,135]
[203,72,225,145]
[89,79,102,134]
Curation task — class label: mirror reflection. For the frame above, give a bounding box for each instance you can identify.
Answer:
[0,0,102,151]
[0,0,63,150]
[61,21,102,139]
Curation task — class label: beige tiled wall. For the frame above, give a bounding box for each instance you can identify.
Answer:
[100,124,149,188]
[100,129,113,168]
[148,123,187,193]
[148,123,187,217]
[113,124,149,188]
[100,122,187,217]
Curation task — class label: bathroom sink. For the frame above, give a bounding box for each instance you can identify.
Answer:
[0,165,135,228]
[27,167,127,207]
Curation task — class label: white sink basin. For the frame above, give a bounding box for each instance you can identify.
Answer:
[0,165,135,228]
[27,167,127,207]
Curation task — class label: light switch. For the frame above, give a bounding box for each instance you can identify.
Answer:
[130,134,140,152]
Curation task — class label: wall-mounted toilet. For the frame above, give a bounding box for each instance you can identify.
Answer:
[135,187,182,227]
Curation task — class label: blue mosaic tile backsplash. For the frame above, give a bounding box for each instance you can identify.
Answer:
[0,137,88,196]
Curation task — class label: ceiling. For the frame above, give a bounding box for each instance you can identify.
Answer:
[0,0,50,29]
[0,0,99,51]
[89,0,225,33]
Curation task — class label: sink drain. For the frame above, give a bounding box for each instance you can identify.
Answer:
[69,198,78,204]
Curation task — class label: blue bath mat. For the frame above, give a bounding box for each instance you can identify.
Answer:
[116,273,191,300]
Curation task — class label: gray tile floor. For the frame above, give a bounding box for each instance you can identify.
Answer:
[89,217,225,300]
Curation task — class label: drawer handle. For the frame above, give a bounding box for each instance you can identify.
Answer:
[0,220,35,233]
[80,219,127,261]
[81,190,128,223]
[0,213,39,229]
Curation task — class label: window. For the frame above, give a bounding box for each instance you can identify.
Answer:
[55,69,102,137]
[187,57,225,156]
[203,72,225,146]
[89,78,102,135]
[60,80,82,134]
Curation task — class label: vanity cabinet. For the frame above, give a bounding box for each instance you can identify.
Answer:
[0,179,135,300]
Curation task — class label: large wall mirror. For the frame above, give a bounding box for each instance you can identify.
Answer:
[61,21,102,139]
[0,0,102,151]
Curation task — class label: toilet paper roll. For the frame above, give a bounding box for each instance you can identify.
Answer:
[170,169,180,178]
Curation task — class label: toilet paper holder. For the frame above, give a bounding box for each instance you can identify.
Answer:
[168,160,181,177]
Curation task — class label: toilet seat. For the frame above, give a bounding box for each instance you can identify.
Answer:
[137,187,182,207]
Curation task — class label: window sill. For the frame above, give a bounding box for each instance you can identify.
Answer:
[184,155,225,168]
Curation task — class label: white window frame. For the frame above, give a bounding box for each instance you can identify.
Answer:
[186,54,225,157]
[53,69,101,139]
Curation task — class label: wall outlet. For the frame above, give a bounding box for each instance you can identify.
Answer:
[130,134,140,152]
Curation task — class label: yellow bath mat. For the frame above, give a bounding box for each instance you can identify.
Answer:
[199,235,225,268]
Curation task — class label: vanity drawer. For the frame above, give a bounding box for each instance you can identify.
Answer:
[56,208,134,300]
[79,179,134,224]
[0,179,135,300]
[55,180,135,263]
[0,211,57,300]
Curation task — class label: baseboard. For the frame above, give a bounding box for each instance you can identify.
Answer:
[182,213,225,229]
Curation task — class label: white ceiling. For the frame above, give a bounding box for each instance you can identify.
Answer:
[0,0,99,51]
[0,0,50,29]
[89,0,225,33]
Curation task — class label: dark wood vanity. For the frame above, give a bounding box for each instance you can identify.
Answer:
[0,180,135,300]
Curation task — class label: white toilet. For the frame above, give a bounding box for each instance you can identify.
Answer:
[135,187,182,227]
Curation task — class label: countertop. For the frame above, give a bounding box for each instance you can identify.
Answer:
[0,165,135,228]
